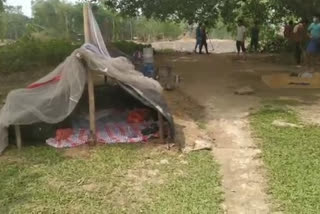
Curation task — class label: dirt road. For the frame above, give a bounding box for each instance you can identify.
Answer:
[153,38,236,53]
[157,51,320,213]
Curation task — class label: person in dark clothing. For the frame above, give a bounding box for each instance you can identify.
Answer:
[293,18,309,66]
[194,23,202,53]
[250,21,260,52]
[284,20,295,53]
[199,25,209,54]
[284,20,294,39]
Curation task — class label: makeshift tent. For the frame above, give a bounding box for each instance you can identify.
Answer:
[0,4,174,153]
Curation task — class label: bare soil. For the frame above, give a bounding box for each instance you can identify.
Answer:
[157,48,320,213]
[152,38,236,54]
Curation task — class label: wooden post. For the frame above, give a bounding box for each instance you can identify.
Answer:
[15,125,22,150]
[130,19,133,40]
[158,111,165,144]
[83,4,96,144]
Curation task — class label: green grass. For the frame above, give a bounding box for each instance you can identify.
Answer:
[251,104,320,213]
[112,41,149,55]
[196,120,208,130]
[0,145,222,214]
[156,49,177,54]
[0,38,80,73]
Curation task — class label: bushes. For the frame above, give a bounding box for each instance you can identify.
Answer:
[0,38,152,73]
[112,40,149,55]
[0,38,80,73]
[258,27,292,53]
[260,35,292,53]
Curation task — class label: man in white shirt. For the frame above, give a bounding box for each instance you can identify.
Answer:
[236,20,247,58]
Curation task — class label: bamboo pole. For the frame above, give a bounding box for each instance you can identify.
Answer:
[15,125,22,150]
[83,4,96,144]
[158,111,165,144]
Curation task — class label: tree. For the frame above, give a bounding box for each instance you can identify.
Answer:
[0,1,29,41]
[0,0,6,12]
[0,0,6,40]
[103,0,221,26]
[32,0,75,39]
[271,0,320,20]
[2,6,29,40]
[103,0,320,28]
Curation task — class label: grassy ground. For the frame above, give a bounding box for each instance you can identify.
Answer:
[0,144,223,214]
[251,104,320,213]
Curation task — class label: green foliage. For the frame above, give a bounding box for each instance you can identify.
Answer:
[220,0,270,27]
[251,104,320,213]
[133,17,186,42]
[104,0,220,26]
[112,40,148,55]
[0,145,222,213]
[0,0,5,12]
[1,6,29,40]
[32,0,84,40]
[104,0,319,27]
[208,21,233,39]
[29,0,185,42]
[270,0,320,19]
[0,38,80,73]
[260,35,292,53]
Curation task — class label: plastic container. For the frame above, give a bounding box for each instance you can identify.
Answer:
[143,63,155,78]
[143,48,154,63]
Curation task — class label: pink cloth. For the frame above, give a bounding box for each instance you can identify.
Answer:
[27,75,61,89]
[46,122,157,148]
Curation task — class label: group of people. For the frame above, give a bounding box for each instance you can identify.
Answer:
[194,20,260,58]
[194,23,210,54]
[284,14,320,72]
[193,15,320,72]
[234,19,260,59]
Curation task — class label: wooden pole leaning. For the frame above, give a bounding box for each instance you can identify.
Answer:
[83,4,96,145]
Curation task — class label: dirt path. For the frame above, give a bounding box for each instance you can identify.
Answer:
[158,53,269,213]
[152,38,236,53]
[157,51,320,213]
[210,119,269,214]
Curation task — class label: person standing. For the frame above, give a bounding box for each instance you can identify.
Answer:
[194,23,202,53]
[284,21,294,40]
[200,25,209,54]
[293,19,308,67]
[236,19,247,58]
[306,15,320,72]
[250,21,260,52]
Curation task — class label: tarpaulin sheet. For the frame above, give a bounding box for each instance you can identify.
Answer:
[0,5,174,153]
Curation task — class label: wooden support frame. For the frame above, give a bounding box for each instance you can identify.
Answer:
[158,112,164,143]
[83,3,167,149]
[158,111,170,150]
[158,112,171,149]
[15,125,22,150]
[83,4,96,144]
